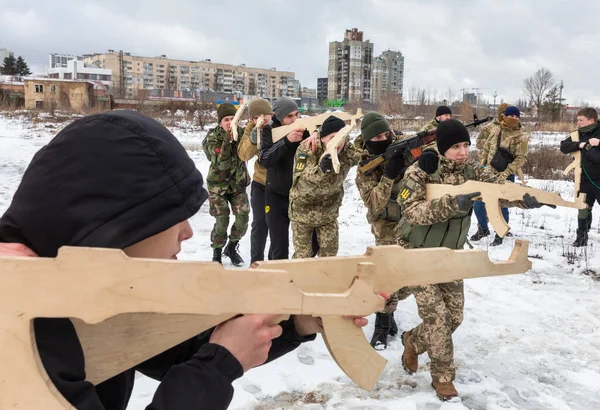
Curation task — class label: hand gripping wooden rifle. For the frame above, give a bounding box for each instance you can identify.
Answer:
[426,180,587,238]
[562,130,587,202]
[320,110,362,174]
[0,242,532,408]
[272,109,363,143]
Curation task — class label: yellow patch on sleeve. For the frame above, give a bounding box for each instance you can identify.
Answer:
[265,205,270,213]
[295,153,308,172]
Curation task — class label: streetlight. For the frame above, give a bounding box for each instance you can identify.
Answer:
[493,91,497,109]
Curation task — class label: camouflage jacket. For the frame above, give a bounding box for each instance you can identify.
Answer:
[420,118,439,132]
[476,118,501,150]
[205,125,250,195]
[396,156,525,249]
[355,133,405,245]
[237,120,267,185]
[289,139,362,225]
[480,122,528,178]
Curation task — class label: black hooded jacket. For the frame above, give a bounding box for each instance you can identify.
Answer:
[560,121,600,182]
[259,117,310,197]
[0,110,313,410]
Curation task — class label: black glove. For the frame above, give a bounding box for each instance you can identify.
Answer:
[418,149,439,174]
[384,157,404,179]
[455,192,481,212]
[522,193,556,209]
[319,154,334,173]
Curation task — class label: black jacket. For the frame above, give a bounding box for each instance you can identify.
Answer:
[259,117,310,197]
[0,110,314,410]
[560,121,600,182]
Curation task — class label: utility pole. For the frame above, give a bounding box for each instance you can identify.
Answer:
[559,80,564,121]
[493,91,497,109]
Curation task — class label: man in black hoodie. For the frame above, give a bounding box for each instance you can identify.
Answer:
[0,110,336,409]
[560,107,600,247]
[259,97,319,260]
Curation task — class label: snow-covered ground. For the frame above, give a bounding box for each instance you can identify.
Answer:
[1,112,599,410]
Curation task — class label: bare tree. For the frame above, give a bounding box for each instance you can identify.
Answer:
[523,68,555,122]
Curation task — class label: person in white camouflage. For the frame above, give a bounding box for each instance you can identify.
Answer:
[396,119,543,401]
[289,116,362,258]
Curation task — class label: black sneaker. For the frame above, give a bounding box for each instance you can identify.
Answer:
[223,241,244,266]
[470,226,490,241]
[490,234,503,247]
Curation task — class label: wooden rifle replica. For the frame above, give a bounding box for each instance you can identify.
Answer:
[426,180,587,238]
[0,241,533,408]
[563,130,585,202]
[230,101,247,142]
[320,110,362,174]
[272,109,363,143]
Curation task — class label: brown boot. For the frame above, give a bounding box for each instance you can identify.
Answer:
[431,381,459,401]
[401,331,418,374]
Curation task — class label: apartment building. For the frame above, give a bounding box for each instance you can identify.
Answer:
[316,77,328,104]
[83,50,297,99]
[49,53,84,69]
[370,50,404,104]
[48,59,112,87]
[327,28,374,103]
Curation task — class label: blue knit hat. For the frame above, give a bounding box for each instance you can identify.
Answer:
[504,106,520,118]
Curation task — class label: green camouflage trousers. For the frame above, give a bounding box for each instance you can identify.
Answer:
[292,220,338,259]
[375,230,411,314]
[209,191,250,249]
[407,280,464,383]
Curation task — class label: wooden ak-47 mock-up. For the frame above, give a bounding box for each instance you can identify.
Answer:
[230,102,247,141]
[426,180,587,238]
[272,109,363,143]
[563,130,587,203]
[320,110,362,174]
[0,242,532,408]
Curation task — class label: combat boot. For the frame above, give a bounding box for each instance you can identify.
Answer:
[212,248,222,264]
[389,312,398,337]
[573,229,588,247]
[223,240,244,266]
[370,312,391,350]
[490,234,503,247]
[432,381,459,401]
[401,331,418,374]
[469,225,490,241]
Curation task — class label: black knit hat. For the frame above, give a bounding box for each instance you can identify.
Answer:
[435,105,452,117]
[436,119,471,155]
[320,116,346,138]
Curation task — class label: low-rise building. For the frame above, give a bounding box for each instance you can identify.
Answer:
[24,78,96,111]
[48,60,112,87]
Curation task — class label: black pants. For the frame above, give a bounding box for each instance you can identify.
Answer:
[578,179,600,230]
[265,189,319,260]
[250,181,269,263]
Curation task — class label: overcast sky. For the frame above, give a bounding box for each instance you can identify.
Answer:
[1,0,598,106]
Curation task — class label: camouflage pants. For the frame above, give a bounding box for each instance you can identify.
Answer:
[407,280,464,383]
[292,220,338,259]
[209,191,250,249]
[375,230,411,314]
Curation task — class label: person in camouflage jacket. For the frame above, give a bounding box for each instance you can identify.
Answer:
[289,116,361,259]
[204,102,250,266]
[396,119,542,401]
[475,103,509,150]
[354,112,411,350]
[472,106,528,245]
[420,105,452,133]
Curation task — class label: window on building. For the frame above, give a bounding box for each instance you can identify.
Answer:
[50,85,56,94]
[64,73,72,79]
[35,84,44,93]
[35,101,44,108]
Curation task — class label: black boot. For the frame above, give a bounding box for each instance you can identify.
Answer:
[470,225,490,241]
[573,217,590,247]
[389,312,398,337]
[490,234,503,247]
[370,312,391,350]
[223,240,244,266]
[212,248,222,264]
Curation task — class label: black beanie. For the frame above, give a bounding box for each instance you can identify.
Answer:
[436,119,471,155]
[320,116,346,138]
[435,105,452,117]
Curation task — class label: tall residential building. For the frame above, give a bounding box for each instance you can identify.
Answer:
[49,53,83,68]
[327,28,374,103]
[370,50,404,104]
[83,50,297,99]
[317,77,328,104]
